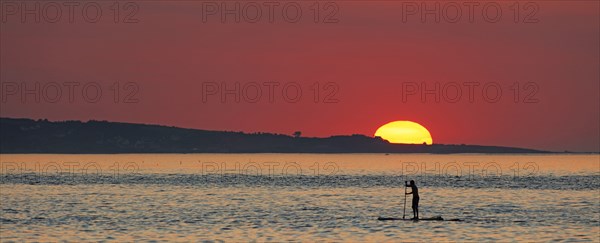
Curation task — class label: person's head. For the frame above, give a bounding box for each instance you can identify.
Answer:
[410,180,415,186]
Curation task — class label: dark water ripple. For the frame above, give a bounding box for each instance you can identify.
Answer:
[1,173,598,190]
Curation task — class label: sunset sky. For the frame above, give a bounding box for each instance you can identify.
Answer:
[1,1,599,152]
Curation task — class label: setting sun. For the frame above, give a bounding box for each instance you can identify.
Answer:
[375,121,433,145]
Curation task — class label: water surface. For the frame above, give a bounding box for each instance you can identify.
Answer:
[1,154,599,241]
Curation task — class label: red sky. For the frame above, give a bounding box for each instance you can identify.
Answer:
[1,1,599,152]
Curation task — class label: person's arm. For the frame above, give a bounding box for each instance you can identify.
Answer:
[405,181,412,194]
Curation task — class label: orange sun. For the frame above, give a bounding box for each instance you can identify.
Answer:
[374,121,433,145]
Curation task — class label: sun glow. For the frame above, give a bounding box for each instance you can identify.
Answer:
[374,121,433,145]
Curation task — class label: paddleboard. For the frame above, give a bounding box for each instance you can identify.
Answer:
[377,216,446,221]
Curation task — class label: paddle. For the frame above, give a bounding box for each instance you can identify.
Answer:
[403,181,407,219]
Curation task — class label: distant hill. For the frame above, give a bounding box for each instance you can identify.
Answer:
[0,118,547,154]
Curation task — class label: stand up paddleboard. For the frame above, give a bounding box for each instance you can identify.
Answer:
[377,216,461,221]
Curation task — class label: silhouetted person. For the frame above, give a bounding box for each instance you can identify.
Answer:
[405,180,419,219]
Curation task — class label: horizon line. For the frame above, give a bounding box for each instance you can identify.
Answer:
[1,116,597,153]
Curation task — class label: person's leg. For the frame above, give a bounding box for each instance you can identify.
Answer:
[416,206,419,219]
[412,198,417,219]
[415,197,419,219]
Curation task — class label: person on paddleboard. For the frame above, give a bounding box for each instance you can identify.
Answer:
[405,180,419,219]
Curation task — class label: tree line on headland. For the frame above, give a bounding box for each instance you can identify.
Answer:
[0,118,547,154]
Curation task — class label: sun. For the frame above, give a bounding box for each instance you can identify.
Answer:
[374,121,433,145]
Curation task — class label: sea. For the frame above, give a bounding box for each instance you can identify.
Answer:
[1,154,599,242]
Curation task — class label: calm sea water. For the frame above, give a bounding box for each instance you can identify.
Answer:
[1,154,599,242]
